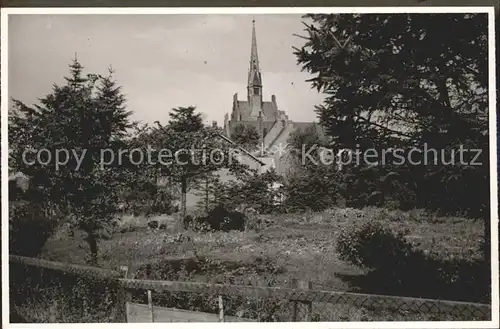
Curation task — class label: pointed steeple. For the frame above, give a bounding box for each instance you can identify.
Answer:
[248,19,262,97]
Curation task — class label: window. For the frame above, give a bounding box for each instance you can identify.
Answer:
[253,87,260,95]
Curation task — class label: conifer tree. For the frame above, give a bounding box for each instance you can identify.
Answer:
[294,13,490,259]
[133,107,250,230]
[9,58,133,265]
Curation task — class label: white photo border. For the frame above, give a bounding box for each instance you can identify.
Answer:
[1,6,497,329]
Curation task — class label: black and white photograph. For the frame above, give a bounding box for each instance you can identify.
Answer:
[2,7,498,326]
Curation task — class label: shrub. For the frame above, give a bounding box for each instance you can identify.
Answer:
[10,262,117,322]
[122,186,177,217]
[282,165,340,213]
[9,202,59,257]
[337,221,413,271]
[195,205,246,232]
[336,220,490,302]
[210,170,285,215]
[147,220,159,230]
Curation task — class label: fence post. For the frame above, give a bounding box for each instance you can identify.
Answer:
[147,290,155,322]
[115,266,132,323]
[289,279,312,322]
[300,280,313,322]
[218,295,225,322]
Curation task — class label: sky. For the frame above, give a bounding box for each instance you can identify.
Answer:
[8,14,326,126]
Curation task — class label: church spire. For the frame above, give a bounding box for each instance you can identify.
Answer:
[249,20,260,77]
[248,19,262,98]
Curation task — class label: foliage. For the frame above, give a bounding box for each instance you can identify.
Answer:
[336,219,490,302]
[9,59,133,264]
[283,166,339,212]
[231,124,260,151]
[10,263,117,322]
[295,13,490,258]
[167,106,204,133]
[283,126,340,212]
[120,183,177,216]
[132,256,289,321]
[193,172,220,213]
[194,205,247,232]
[286,123,328,167]
[9,174,60,257]
[337,221,413,270]
[9,203,60,257]
[211,169,285,214]
[130,107,251,229]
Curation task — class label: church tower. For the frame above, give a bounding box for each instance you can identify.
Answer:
[247,20,263,119]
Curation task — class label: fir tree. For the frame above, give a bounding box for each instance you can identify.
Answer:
[294,13,490,259]
[9,58,133,265]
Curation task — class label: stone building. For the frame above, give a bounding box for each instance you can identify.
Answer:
[223,20,326,175]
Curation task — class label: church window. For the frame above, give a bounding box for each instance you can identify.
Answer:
[254,87,260,95]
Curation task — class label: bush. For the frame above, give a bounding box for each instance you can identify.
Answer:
[337,221,413,271]
[282,164,340,213]
[10,262,117,322]
[195,205,246,232]
[209,170,285,215]
[9,202,59,257]
[336,220,490,302]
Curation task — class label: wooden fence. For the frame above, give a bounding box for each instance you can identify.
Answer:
[9,255,493,322]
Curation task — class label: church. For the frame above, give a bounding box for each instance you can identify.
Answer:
[223,20,325,175]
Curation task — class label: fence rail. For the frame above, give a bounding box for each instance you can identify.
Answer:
[9,255,122,279]
[9,255,493,322]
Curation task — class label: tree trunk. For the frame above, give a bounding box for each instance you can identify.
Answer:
[180,176,187,230]
[87,232,98,266]
[205,175,209,213]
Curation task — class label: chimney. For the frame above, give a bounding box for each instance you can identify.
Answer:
[271,95,277,105]
[212,121,217,128]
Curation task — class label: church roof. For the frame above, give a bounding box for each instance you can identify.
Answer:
[262,102,278,120]
[236,101,249,113]
[235,100,277,121]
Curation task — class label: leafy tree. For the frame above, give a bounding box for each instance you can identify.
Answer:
[167,106,204,133]
[285,125,340,212]
[117,122,178,216]
[294,13,490,258]
[133,107,250,230]
[194,172,220,213]
[9,59,133,265]
[212,168,284,214]
[231,124,260,151]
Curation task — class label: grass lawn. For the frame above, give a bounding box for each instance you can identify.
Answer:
[41,206,484,292]
[16,206,486,322]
